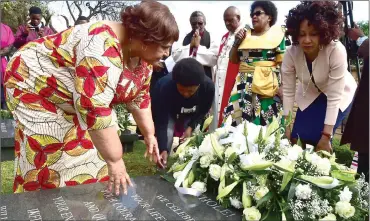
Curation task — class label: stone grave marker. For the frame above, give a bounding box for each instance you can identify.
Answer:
[0,176,242,220]
[0,119,15,148]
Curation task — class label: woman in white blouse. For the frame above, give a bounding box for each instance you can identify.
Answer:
[282,1,357,153]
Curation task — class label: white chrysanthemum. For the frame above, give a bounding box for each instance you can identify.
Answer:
[230,197,243,209]
[295,184,312,200]
[200,155,213,168]
[306,153,331,175]
[191,181,207,193]
[335,201,355,219]
[243,207,262,221]
[239,152,265,168]
[173,171,182,179]
[319,213,336,221]
[186,146,199,156]
[339,186,352,203]
[287,145,303,161]
[209,164,222,181]
[254,186,269,201]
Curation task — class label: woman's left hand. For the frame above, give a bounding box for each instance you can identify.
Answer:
[316,136,332,153]
[144,135,163,168]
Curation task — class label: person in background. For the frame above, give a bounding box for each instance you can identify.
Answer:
[152,58,215,166]
[341,26,369,179]
[5,0,178,194]
[75,16,90,26]
[0,23,15,109]
[172,11,218,79]
[210,6,243,130]
[283,1,357,153]
[14,6,54,49]
[223,1,285,127]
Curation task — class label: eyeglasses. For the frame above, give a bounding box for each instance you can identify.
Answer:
[191,22,204,26]
[250,10,265,18]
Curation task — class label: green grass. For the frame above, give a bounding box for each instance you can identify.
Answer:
[1,160,14,194]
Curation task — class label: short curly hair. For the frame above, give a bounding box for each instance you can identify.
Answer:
[250,1,278,27]
[121,0,179,45]
[285,1,344,45]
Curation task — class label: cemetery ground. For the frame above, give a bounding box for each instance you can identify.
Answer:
[1,138,353,194]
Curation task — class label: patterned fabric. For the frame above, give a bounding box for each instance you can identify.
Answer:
[4,21,152,193]
[223,38,285,127]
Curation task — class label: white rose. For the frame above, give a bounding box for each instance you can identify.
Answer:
[200,155,213,168]
[319,213,337,221]
[254,186,269,201]
[280,139,291,147]
[229,197,243,209]
[338,186,352,203]
[243,206,262,221]
[209,164,222,181]
[335,201,355,219]
[191,181,207,193]
[173,171,182,179]
[295,184,312,200]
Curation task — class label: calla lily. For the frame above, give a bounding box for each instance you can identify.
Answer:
[216,181,240,200]
[298,175,342,189]
[174,138,192,157]
[187,170,195,185]
[239,153,273,171]
[242,182,252,208]
[274,158,296,173]
[331,170,356,182]
[183,178,189,188]
[210,134,225,159]
[169,161,189,173]
[202,115,213,132]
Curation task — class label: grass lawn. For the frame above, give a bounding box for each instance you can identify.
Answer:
[1,141,165,194]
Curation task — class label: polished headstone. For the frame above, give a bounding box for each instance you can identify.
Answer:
[0,176,242,220]
[0,119,15,147]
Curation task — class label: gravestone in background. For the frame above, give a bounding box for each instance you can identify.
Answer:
[0,176,242,220]
[0,119,15,148]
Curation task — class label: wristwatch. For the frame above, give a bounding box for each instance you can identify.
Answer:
[321,131,333,139]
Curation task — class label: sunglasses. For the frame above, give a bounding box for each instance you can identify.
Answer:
[250,10,265,18]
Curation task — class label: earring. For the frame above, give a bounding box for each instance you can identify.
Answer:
[319,45,323,50]
[142,44,147,51]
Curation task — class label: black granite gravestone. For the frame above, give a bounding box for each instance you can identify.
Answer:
[0,119,15,148]
[0,176,242,220]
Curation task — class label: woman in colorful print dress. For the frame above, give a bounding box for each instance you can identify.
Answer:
[221,1,285,127]
[4,0,179,195]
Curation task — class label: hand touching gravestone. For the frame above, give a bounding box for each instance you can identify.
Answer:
[0,176,241,220]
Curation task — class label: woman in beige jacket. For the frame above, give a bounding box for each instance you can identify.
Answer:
[282,1,357,153]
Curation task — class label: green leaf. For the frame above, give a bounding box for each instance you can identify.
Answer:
[279,172,294,193]
[227,152,238,164]
[261,208,281,221]
[256,191,273,208]
[160,173,176,183]
[287,182,297,201]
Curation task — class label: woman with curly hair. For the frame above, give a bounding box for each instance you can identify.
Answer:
[221,1,286,127]
[282,1,357,153]
[4,0,178,194]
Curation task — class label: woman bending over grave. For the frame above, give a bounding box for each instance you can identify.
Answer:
[282,1,356,153]
[4,0,178,194]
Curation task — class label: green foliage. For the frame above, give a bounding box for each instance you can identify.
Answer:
[113,104,132,131]
[1,0,52,33]
[332,138,354,167]
[357,21,369,37]
[0,109,13,119]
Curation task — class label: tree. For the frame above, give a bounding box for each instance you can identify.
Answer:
[0,0,53,33]
[357,21,369,37]
[64,1,134,25]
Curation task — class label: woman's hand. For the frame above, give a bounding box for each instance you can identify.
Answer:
[107,159,133,196]
[233,29,247,47]
[316,136,332,153]
[144,135,164,168]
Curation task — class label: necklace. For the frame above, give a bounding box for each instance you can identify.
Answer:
[301,54,317,97]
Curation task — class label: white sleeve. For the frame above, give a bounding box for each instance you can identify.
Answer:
[172,42,218,67]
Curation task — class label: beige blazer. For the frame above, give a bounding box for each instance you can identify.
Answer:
[282,41,357,125]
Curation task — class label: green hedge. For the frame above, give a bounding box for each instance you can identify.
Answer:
[332,138,354,167]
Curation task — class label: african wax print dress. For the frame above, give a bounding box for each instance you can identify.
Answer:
[223,25,286,126]
[4,21,152,193]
